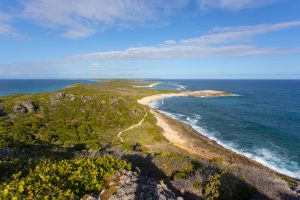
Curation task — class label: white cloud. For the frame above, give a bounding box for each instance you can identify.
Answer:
[0,0,280,39]
[67,20,300,60]
[20,0,189,38]
[163,40,177,45]
[197,0,276,11]
[0,12,14,35]
[0,11,25,38]
[181,20,300,45]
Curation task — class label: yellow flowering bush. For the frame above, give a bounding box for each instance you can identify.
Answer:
[0,156,131,199]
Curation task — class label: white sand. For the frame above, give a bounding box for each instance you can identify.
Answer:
[138,90,233,105]
[137,90,233,158]
[134,82,161,88]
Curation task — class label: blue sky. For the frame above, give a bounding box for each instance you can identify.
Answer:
[0,0,300,79]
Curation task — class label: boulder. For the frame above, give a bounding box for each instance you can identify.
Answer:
[23,101,38,112]
[13,101,37,113]
[13,104,28,113]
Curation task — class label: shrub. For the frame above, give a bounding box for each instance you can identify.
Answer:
[210,157,223,165]
[0,156,131,199]
[173,172,187,180]
[203,170,226,200]
[193,180,202,190]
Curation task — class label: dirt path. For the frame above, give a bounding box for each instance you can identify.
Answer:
[117,108,148,143]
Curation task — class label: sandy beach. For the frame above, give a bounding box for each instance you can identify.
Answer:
[138,90,241,161]
[134,82,161,88]
[138,90,234,105]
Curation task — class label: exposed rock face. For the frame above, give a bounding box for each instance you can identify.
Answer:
[82,169,182,200]
[108,170,180,200]
[23,101,38,112]
[13,104,28,113]
[13,101,37,113]
[65,94,76,101]
[50,93,64,105]
[50,93,76,105]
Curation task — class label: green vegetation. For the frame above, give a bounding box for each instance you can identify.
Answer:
[203,170,226,200]
[210,157,223,165]
[0,156,131,199]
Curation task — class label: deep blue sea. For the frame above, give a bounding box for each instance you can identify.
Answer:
[151,80,300,178]
[0,79,94,96]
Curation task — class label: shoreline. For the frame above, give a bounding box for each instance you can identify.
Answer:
[138,91,299,180]
[138,90,235,105]
[133,82,161,88]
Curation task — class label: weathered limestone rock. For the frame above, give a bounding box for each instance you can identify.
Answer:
[13,101,37,113]
[50,93,76,105]
[65,94,76,101]
[13,104,28,113]
[106,170,180,200]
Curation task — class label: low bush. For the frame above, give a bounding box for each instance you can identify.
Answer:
[173,172,188,180]
[203,170,226,200]
[0,156,131,199]
[210,157,223,165]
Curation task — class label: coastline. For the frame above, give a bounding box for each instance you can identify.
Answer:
[138,91,299,180]
[133,82,161,88]
[138,90,235,105]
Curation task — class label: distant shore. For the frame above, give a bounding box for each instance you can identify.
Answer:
[133,82,161,88]
[138,90,234,105]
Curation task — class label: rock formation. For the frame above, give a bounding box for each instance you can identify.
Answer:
[13,101,37,113]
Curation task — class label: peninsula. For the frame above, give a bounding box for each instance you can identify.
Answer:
[0,80,299,200]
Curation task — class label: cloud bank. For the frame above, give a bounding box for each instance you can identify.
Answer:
[67,20,300,61]
[197,0,277,11]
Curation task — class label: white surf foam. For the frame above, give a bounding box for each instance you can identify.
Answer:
[150,102,300,179]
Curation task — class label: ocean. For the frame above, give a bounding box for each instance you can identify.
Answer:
[0,79,94,96]
[151,80,300,179]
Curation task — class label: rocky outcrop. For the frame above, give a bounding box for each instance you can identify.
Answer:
[65,94,76,101]
[13,101,37,113]
[107,170,180,200]
[50,93,77,105]
[82,169,182,200]
[50,93,64,105]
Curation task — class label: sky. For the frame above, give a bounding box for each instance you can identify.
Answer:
[0,0,300,79]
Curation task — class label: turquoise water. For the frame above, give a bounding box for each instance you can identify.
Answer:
[0,79,94,96]
[151,80,300,178]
